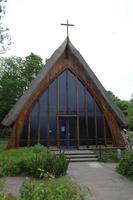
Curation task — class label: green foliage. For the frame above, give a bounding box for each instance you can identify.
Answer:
[129,132,133,142]
[20,178,84,200]
[108,90,133,131]
[108,91,129,116]
[0,138,7,151]
[0,54,44,125]
[0,144,69,178]
[0,193,17,200]
[117,150,133,180]
[0,178,5,192]
[128,99,133,131]
[95,149,119,163]
[38,169,55,179]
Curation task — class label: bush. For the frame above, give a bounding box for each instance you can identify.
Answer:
[117,150,133,180]
[95,149,119,162]
[20,178,83,200]
[0,193,17,200]
[0,144,69,178]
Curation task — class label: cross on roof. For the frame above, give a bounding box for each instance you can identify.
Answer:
[61,20,74,38]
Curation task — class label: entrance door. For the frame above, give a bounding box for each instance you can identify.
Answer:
[59,118,76,149]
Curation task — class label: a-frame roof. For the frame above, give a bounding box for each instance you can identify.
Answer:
[2,38,127,126]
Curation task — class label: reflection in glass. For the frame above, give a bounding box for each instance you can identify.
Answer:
[20,69,112,147]
[59,71,66,113]
[30,102,38,145]
[39,90,48,145]
[68,70,76,114]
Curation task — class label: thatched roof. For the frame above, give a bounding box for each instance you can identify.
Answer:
[2,38,127,126]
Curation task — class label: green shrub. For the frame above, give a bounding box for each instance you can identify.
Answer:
[0,193,17,200]
[20,178,83,200]
[95,149,119,163]
[0,144,69,178]
[117,150,133,180]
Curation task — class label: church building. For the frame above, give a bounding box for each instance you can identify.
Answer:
[2,36,127,149]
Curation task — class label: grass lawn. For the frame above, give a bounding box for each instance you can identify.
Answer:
[0,138,8,151]
[0,178,5,192]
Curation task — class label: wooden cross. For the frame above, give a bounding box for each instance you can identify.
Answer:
[61,20,74,37]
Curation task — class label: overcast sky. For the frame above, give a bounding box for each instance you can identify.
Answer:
[3,0,133,100]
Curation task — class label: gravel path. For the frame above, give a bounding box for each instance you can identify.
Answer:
[67,162,133,200]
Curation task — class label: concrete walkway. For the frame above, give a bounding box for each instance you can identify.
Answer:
[4,177,25,196]
[67,162,133,200]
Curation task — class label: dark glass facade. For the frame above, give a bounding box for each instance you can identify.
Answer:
[20,69,112,148]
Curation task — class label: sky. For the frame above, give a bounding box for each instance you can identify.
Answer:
[2,0,133,100]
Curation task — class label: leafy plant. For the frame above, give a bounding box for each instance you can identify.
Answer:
[0,144,69,178]
[117,150,133,180]
[38,169,55,180]
[20,178,85,200]
[0,193,17,200]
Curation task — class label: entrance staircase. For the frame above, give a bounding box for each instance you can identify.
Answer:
[53,149,98,162]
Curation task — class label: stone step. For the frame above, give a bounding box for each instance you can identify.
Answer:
[68,157,98,162]
[66,154,97,159]
[52,149,98,162]
[53,150,94,155]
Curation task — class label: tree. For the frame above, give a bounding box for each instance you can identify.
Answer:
[0,0,11,53]
[0,53,44,123]
[128,97,133,131]
[108,90,133,130]
[108,90,129,116]
[22,53,44,89]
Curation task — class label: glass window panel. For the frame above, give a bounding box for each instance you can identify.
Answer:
[95,103,104,143]
[40,90,48,112]
[78,79,85,115]
[86,92,94,116]
[69,118,76,146]
[59,118,66,147]
[96,103,102,116]
[59,71,66,113]
[79,116,86,145]
[30,101,38,146]
[49,80,57,112]
[49,112,57,145]
[39,90,48,146]
[20,68,113,147]
[88,116,95,144]
[105,120,113,144]
[97,116,104,144]
[68,70,76,114]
